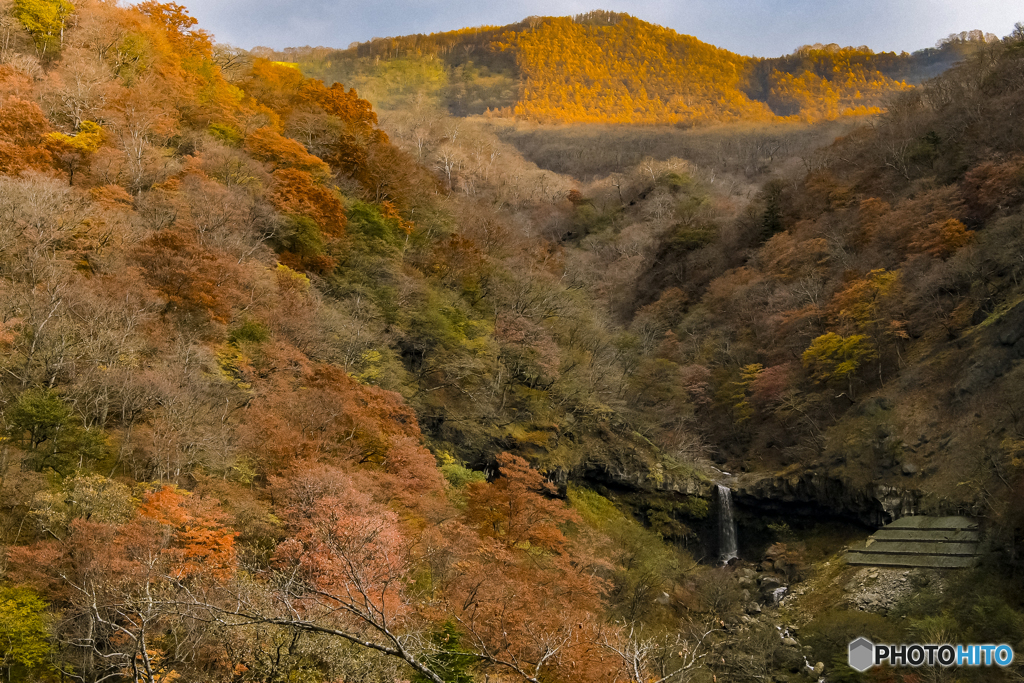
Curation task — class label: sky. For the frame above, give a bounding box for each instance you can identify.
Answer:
[177,0,1021,58]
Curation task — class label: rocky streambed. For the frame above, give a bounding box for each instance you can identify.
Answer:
[713,543,950,681]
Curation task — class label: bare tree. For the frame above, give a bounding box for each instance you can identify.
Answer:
[174,505,452,683]
[435,144,462,193]
[602,619,718,683]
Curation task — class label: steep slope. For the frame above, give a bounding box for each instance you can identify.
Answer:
[361,17,1024,547]
[0,3,723,682]
[612,28,1024,543]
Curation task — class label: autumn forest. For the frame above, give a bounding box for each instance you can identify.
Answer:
[1,2,1024,682]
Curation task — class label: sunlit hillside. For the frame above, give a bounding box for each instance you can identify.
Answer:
[272,11,997,124]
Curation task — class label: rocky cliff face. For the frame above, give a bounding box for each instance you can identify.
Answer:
[730,470,921,527]
[582,459,710,497]
[582,448,921,528]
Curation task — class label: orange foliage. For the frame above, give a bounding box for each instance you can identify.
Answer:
[7,520,154,601]
[245,126,330,175]
[828,269,900,329]
[862,185,963,256]
[766,46,912,121]
[803,170,853,211]
[139,485,237,580]
[270,168,346,237]
[0,64,34,99]
[962,156,1024,220]
[495,14,912,125]
[240,59,306,115]
[126,3,243,128]
[379,200,412,233]
[138,484,191,526]
[909,218,974,259]
[89,183,135,206]
[135,2,213,63]
[11,486,237,595]
[296,79,383,142]
[424,452,614,681]
[0,97,54,175]
[505,15,771,125]
[133,227,241,322]
[272,470,412,625]
[761,232,830,281]
[466,452,577,553]
[855,196,892,245]
[233,57,401,203]
[239,363,445,512]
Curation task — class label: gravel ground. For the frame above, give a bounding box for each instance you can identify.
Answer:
[841,566,945,613]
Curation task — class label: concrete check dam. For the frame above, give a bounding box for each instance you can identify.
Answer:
[845,516,981,569]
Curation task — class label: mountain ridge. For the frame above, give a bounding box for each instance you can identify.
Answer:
[266,10,997,124]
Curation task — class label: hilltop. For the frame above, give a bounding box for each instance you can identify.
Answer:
[270,11,997,124]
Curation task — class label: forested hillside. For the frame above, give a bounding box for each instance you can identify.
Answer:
[0,2,715,681]
[273,11,998,124]
[2,1,1024,682]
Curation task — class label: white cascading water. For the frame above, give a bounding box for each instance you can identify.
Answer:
[717,484,738,563]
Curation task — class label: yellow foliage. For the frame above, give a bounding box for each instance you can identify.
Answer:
[504,15,772,125]
[353,349,386,384]
[767,47,913,121]
[215,345,253,391]
[274,263,311,293]
[497,15,912,125]
[830,268,901,332]
[46,121,105,154]
[802,332,877,392]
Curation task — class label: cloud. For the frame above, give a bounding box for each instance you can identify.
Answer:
[179,0,1021,57]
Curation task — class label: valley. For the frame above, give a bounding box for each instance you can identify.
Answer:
[0,3,1023,682]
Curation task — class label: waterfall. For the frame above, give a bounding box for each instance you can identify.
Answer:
[717,484,738,563]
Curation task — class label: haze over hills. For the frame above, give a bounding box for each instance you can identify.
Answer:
[268,11,998,124]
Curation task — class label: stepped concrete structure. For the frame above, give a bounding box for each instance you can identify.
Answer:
[845,516,981,569]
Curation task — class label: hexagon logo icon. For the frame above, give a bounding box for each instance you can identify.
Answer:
[849,637,875,672]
